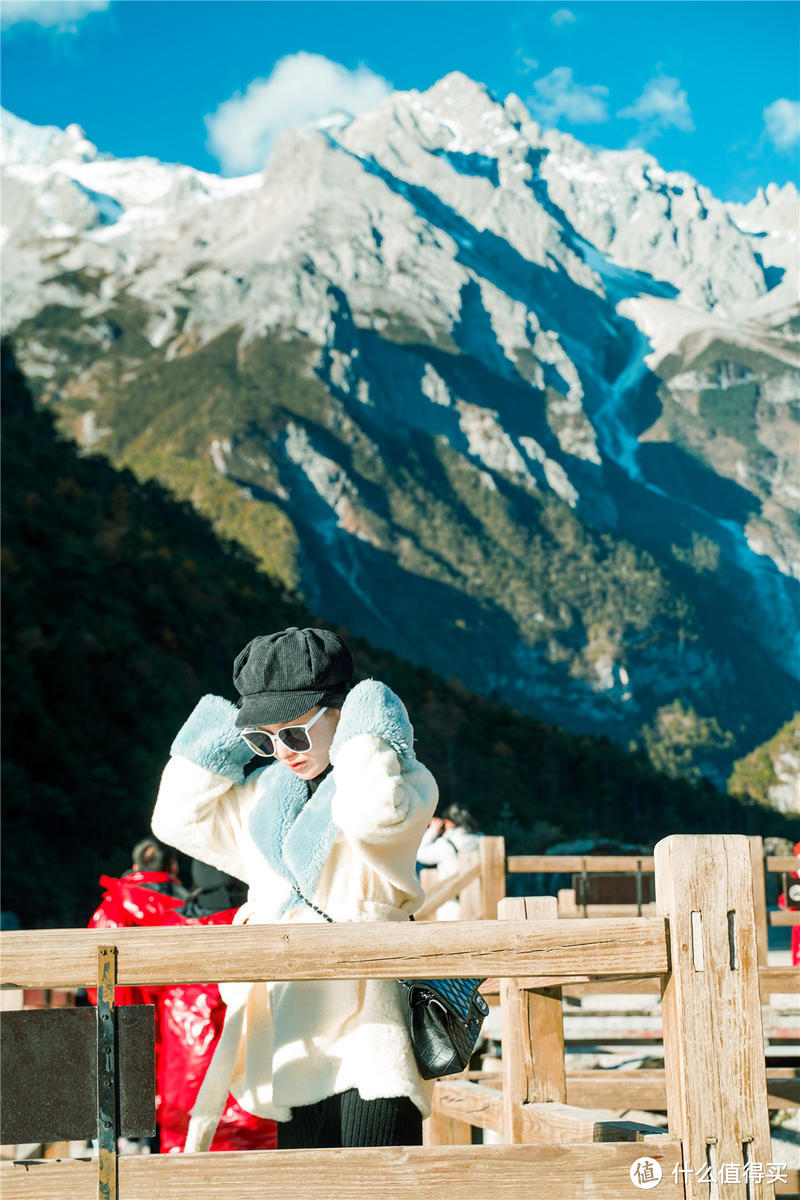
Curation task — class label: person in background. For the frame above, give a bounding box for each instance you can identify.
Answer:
[777,840,800,968]
[86,836,190,1153]
[87,843,277,1152]
[87,837,188,1005]
[156,861,277,1152]
[152,625,438,1152]
[416,803,481,919]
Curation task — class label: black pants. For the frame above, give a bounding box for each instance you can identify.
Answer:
[276,1089,422,1149]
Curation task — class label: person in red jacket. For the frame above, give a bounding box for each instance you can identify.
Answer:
[155,861,277,1152]
[777,840,800,968]
[88,837,187,1007]
[88,841,276,1152]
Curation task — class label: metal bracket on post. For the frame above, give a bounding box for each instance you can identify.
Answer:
[635,860,643,918]
[97,946,118,1200]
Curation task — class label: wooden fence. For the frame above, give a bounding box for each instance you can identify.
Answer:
[0,835,794,1199]
[507,839,800,969]
[422,834,798,1137]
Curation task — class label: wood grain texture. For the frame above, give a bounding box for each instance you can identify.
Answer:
[766,857,800,872]
[429,1081,683,1138]
[0,917,668,989]
[750,837,770,968]
[564,1068,800,1111]
[656,834,775,1200]
[458,851,483,921]
[770,910,800,926]
[431,1081,504,1132]
[508,856,656,873]
[499,896,566,1144]
[520,1102,672,1143]
[479,837,507,920]
[415,859,480,921]
[480,965,798,997]
[0,1144,685,1199]
[557,904,660,919]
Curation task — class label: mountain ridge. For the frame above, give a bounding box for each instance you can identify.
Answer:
[2,74,798,788]
[4,341,795,928]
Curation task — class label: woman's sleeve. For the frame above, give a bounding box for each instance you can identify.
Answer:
[327,681,438,884]
[415,826,449,867]
[152,695,256,882]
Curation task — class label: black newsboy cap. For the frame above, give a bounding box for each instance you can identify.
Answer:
[233,626,355,727]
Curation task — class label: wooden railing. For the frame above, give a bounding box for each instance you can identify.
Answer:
[508,838,800,966]
[0,835,790,1199]
[425,835,797,1138]
[416,835,506,921]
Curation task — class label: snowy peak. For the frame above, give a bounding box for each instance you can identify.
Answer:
[728,181,800,235]
[2,78,798,779]
[0,108,98,167]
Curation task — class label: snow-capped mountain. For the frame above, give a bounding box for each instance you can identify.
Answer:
[2,75,798,781]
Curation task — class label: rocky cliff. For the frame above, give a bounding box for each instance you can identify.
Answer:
[2,73,798,785]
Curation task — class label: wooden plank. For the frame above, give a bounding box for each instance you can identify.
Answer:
[770,910,800,926]
[1,1157,94,1200]
[431,1080,504,1132]
[760,965,800,994]
[479,837,507,920]
[766,857,800,872]
[656,834,775,1200]
[519,1102,673,1144]
[500,897,565,1144]
[564,1068,800,1111]
[749,837,769,968]
[508,856,656,873]
[481,965,797,997]
[0,918,669,989]
[431,1081,682,1138]
[419,868,439,893]
[557,904,660,919]
[413,858,481,921]
[0,1144,686,1199]
[459,852,483,921]
[422,1106,472,1147]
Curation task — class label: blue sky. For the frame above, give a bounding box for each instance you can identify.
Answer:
[1,0,798,202]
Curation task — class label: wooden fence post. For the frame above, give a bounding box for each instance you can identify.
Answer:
[459,851,483,921]
[656,835,775,1200]
[499,896,565,1143]
[479,837,507,920]
[422,1105,473,1147]
[748,836,769,970]
[419,868,439,897]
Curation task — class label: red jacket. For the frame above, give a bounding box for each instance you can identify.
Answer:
[88,873,276,1152]
[777,844,800,968]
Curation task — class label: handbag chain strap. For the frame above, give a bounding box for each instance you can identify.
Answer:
[291,884,416,926]
[292,883,334,924]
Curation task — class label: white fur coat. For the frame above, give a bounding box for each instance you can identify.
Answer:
[152,680,438,1148]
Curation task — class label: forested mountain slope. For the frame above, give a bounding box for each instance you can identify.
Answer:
[3,344,794,929]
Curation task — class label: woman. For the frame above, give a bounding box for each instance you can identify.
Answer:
[416,805,481,920]
[152,626,438,1150]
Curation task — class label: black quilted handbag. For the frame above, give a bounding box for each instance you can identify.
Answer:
[398,976,489,1079]
[290,884,489,1080]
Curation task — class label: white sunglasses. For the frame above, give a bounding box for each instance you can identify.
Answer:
[239,706,328,758]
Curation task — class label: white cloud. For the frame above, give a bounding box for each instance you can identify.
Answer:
[550,8,577,27]
[1,0,108,29]
[515,50,540,75]
[205,52,392,175]
[763,98,800,153]
[527,67,609,126]
[618,76,694,137]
